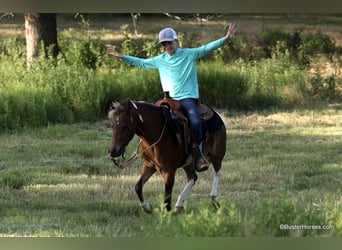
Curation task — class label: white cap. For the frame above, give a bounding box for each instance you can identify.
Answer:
[158,28,178,44]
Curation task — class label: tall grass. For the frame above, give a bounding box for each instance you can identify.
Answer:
[233,47,309,108]
[0,46,326,131]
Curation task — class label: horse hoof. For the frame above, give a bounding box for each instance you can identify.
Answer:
[211,196,220,209]
[174,206,184,214]
[141,202,153,213]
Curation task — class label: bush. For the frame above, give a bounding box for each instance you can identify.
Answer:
[300,33,335,57]
[258,27,337,67]
[309,71,338,100]
[233,48,308,109]
[258,27,295,58]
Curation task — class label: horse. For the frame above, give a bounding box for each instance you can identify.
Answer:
[108,99,226,213]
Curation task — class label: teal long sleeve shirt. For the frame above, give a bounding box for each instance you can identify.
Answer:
[122,37,227,100]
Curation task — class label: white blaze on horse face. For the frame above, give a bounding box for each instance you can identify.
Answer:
[115,117,120,125]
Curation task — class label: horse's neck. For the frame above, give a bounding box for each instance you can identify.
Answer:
[133,105,166,145]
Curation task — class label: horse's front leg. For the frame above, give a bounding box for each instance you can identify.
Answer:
[135,164,156,213]
[174,164,198,213]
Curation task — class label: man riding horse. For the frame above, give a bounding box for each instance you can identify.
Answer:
[107,23,237,172]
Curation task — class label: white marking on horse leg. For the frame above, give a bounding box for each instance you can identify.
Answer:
[175,179,195,209]
[210,169,221,199]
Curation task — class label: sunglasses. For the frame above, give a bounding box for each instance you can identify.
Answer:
[161,41,173,46]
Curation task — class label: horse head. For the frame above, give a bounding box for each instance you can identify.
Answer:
[108,100,137,159]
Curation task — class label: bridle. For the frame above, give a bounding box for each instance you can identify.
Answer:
[111,100,168,169]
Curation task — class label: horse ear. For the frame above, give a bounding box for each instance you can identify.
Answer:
[110,101,121,110]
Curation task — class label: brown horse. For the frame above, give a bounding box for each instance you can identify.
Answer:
[108,99,226,213]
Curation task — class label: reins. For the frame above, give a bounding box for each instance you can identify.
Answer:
[111,140,141,169]
[143,119,167,150]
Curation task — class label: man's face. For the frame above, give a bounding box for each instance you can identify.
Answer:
[161,40,178,55]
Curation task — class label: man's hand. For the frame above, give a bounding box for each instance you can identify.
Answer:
[106,44,123,58]
[225,23,237,40]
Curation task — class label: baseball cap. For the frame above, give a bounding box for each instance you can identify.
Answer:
[158,28,178,44]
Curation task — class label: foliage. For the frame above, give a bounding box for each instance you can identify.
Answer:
[142,40,160,58]
[198,62,248,109]
[120,24,138,56]
[310,72,338,100]
[0,18,341,131]
[234,46,310,108]
[257,27,336,65]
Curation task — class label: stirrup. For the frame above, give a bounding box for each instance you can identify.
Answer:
[195,147,209,172]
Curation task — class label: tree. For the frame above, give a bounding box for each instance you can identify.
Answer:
[24,13,59,66]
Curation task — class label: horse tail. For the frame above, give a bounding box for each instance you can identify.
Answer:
[213,109,227,129]
[203,109,227,134]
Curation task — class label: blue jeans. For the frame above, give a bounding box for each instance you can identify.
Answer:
[180,98,202,145]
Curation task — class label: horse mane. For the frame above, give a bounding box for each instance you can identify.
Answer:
[108,99,163,120]
[108,100,127,120]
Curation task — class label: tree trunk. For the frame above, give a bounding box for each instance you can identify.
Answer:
[25,13,40,66]
[24,13,59,67]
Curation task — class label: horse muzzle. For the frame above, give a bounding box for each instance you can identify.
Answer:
[108,144,125,158]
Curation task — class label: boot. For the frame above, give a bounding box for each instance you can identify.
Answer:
[193,142,209,172]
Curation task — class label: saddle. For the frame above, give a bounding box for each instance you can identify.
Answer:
[155,96,217,155]
[155,97,214,121]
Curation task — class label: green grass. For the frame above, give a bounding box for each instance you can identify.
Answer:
[0,104,341,236]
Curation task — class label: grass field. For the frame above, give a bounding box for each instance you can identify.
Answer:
[0,104,341,236]
[0,13,341,237]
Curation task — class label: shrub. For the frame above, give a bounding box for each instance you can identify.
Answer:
[300,33,335,57]
[309,71,338,100]
[258,27,294,58]
[233,48,308,109]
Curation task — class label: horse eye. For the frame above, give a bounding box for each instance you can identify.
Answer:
[122,125,129,131]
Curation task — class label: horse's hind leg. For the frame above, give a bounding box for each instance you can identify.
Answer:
[208,126,226,209]
[135,164,156,213]
[210,168,222,209]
